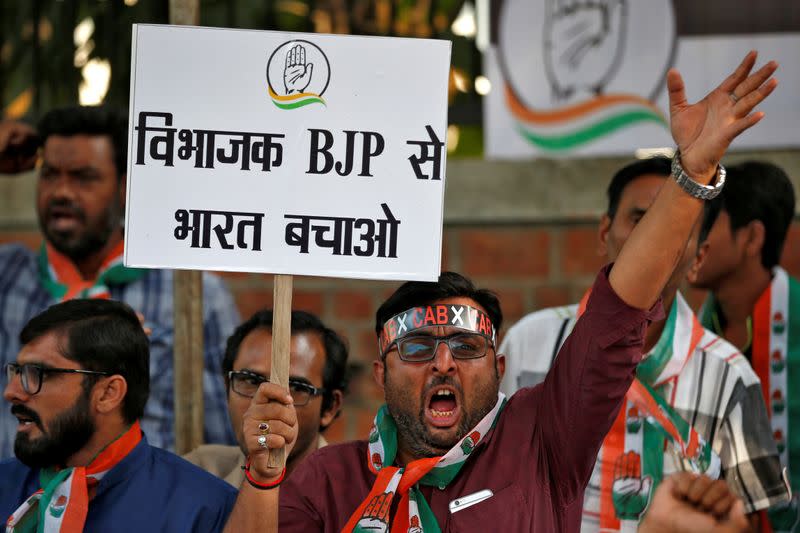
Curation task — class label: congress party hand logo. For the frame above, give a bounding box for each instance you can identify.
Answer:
[266,40,331,109]
[611,451,653,520]
[543,0,627,102]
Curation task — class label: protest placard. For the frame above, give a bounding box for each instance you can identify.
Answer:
[125,24,451,282]
[126,23,451,467]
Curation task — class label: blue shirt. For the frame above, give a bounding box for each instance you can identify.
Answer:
[0,435,237,532]
[0,244,240,457]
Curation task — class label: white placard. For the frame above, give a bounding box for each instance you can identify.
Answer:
[125,25,451,281]
[484,0,800,158]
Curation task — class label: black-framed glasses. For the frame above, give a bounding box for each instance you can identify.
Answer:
[383,332,492,362]
[5,362,112,396]
[228,370,326,406]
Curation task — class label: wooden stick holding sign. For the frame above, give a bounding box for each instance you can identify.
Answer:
[268,274,293,468]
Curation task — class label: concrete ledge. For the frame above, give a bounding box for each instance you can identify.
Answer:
[443,149,800,224]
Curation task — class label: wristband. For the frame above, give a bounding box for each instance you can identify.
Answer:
[671,150,726,200]
[243,458,286,490]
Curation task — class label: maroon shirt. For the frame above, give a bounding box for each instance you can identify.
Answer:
[280,267,662,532]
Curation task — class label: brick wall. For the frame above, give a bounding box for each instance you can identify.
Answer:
[5,223,800,444]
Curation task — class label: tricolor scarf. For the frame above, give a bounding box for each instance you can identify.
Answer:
[37,241,144,301]
[578,292,721,532]
[343,393,506,533]
[700,267,800,532]
[6,421,142,533]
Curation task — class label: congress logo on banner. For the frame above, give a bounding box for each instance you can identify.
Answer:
[495,0,676,151]
[266,40,331,109]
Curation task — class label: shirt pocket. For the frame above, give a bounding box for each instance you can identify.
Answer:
[445,483,531,532]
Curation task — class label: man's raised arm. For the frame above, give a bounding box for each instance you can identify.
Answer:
[610,51,777,308]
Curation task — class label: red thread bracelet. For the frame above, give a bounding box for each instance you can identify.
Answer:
[243,458,286,490]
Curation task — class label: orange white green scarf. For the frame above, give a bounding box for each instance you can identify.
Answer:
[700,267,800,532]
[342,394,506,533]
[578,292,721,532]
[6,421,142,533]
[37,241,144,301]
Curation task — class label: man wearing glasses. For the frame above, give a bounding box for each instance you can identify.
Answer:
[184,309,348,486]
[222,52,782,532]
[0,299,236,532]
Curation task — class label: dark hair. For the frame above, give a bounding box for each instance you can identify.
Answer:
[19,299,150,424]
[37,105,128,179]
[606,156,672,219]
[375,271,503,339]
[223,309,349,416]
[700,161,795,269]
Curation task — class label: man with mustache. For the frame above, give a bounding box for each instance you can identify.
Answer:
[0,299,236,531]
[184,309,348,486]
[222,52,781,532]
[0,106,241,456]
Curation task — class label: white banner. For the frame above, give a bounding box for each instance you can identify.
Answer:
[484,0,800,158]
[125,25,450,281]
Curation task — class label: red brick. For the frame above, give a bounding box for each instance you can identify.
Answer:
[441,230,455,272]
[292,290,325,316]
[781,224,800,278]
[460,228,550,278]
[493,288,524,327]
[561,227,604,276]
[333,290,373,320]
[234,289,273,319]
[356,328,381,362]
[0,231,42,250]
[212,270,251,281]
[534,285,572,309]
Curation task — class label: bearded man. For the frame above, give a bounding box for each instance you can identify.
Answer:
[0,299,236,531]
[222,52,781,533]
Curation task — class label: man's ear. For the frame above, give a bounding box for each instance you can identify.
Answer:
[320,390,343,430]
[93,375,128,416]
[744,220,766,260]
[495,353,506,382]
[687,241,709,285]
[373,359,386,392]
[598,214,612,257]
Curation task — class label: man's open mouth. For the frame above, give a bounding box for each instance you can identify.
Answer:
[425,386,460,428]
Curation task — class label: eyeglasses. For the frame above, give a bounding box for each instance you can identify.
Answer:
[228,370,326,406]
[5,362,112,396]
[383,333,492,362]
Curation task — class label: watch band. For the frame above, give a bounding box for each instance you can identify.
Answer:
[671,150,726,200]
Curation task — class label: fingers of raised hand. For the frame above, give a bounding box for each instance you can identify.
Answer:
[731,74,778,118]
[666,68,687,110]
[718,51,757,93]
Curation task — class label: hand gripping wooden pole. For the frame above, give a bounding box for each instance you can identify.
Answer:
[268,274,293,468]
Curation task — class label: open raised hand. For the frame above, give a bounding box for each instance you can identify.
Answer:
[668,51,778,180]
[284,44,314,94]
[543,0,626,101]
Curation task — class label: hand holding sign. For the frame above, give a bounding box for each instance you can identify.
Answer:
[284,44,314,94]
[243,381,298,483]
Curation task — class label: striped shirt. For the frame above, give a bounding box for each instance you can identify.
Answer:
[0,243,240,457]
[500,291,790,530]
